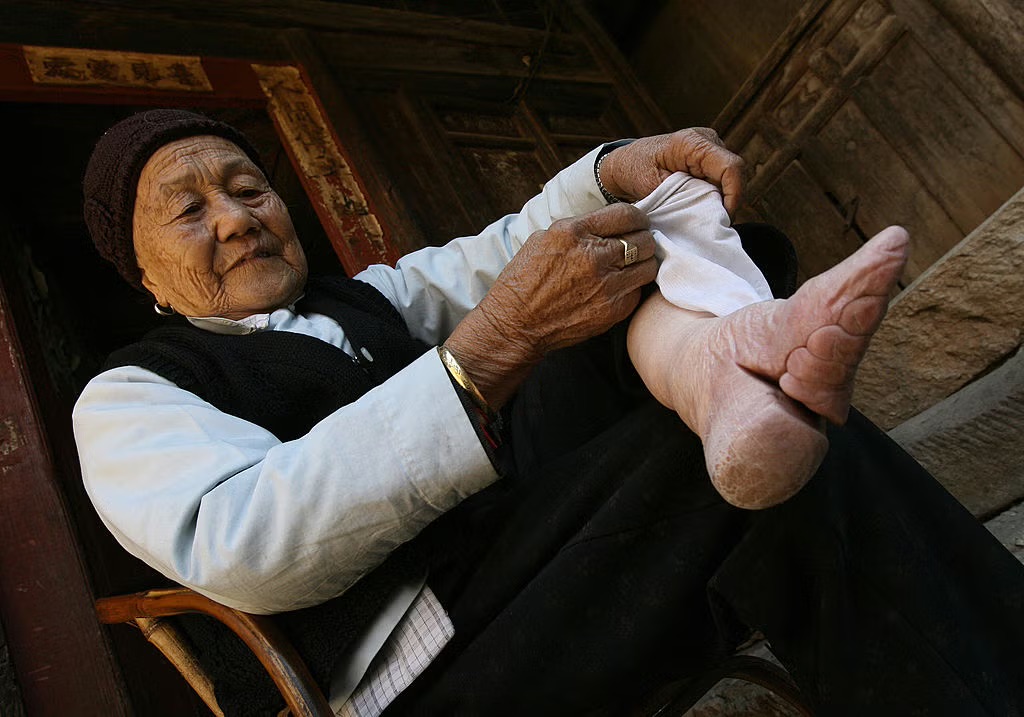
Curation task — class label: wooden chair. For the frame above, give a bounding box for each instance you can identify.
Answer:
[96,587,332,717]
[96,587,812,717]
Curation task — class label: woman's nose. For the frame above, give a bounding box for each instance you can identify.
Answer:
[212,195,260,243]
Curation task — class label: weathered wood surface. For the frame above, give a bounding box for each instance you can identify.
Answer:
[853,34,1024,235]
[1,0,599,87]
[558,0,671,137]
[0,256,128,715]
[931,0,1024,100]
[889,0,1024,159]
[755,160,860,282]
[802,99,963,282]
[714,0,1024,320]
[22,45,212,91]
[254,62,397,273]
[280,29,430,258]
[855,185,1024,429]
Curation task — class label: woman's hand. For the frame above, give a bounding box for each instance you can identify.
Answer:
[599,128,746,216]
[445,202,657,408]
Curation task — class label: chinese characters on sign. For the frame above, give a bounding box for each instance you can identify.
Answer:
[23,46,212,92]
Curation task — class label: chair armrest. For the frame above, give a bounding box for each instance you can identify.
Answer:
[97,588,333,717]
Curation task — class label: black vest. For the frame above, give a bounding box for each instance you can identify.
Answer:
[105,275,430,441]
[104,276,437,715]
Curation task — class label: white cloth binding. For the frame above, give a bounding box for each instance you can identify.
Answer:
[637,172,773,316]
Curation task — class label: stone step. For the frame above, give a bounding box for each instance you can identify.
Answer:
[985,501,1024,566]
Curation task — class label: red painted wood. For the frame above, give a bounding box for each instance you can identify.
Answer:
[0,42,398,274]
[0,280,128,716]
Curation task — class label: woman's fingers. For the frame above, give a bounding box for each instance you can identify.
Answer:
[606,228,656,269]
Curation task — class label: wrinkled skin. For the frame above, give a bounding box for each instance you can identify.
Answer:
[628,226,910,508]
[447,203,658,408]
[599,127,745,215]
[133,136,308,320]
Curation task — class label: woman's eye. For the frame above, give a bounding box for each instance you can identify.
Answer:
[177,203,201,218]
[238,187,264,198]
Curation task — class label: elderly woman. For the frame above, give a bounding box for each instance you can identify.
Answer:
[75,110,1024,716]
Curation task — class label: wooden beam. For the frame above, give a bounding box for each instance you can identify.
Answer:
[0,274,128,715]
[557,0,671,136]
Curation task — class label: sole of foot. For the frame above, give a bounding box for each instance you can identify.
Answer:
[708,226,909,508]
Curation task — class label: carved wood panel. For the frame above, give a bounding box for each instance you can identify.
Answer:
[716,0,1024,288]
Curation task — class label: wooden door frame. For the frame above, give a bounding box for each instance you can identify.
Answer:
[0,43,399,274]
[0,42,398,714]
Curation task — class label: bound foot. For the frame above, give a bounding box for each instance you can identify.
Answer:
[628,226,909,508]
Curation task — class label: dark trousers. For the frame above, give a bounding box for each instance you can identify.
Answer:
[382,332,1024,717]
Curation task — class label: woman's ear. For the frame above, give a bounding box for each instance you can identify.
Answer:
[139,268,165,306]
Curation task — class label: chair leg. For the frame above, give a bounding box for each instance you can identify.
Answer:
[132,617,225,717]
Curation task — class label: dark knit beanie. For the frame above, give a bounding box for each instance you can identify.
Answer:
[82,109,267,292]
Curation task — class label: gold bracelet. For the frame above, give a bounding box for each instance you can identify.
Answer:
[437,345,494,418]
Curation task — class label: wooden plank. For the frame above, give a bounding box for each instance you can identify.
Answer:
[931,0,1024,100]
[0,4,289,62]
[714,0,831,133]
[854,34,1024,234]
[21,45,212,91]
[515,105,568,180]
[1,2,600,88]
[458,145,552,219]
[627,0,809,129]
[0,43,266,107]
[824,0,890,69]
[51,0,577,50]
[280,29,428,260]
[351,88,479,247]
[754,160,860,283]
[889,0,1024,158]
[741,13,907,202]
[719,0,866,148]
[855,185,1024,429]
[557,0,671,136]
[253,63,399,273]
[0,274,128,715]
[802,99,964,282]
[320,33,604,85]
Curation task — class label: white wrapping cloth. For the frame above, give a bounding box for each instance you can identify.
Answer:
[637,172,773,316]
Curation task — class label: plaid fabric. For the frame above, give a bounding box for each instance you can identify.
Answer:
[337,587,454,717]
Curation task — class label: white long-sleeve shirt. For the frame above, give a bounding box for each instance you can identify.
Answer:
[73,145,770,713]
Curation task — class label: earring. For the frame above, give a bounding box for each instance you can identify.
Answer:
[154,302,175,316]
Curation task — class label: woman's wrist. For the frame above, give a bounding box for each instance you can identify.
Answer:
[444,306,541,410]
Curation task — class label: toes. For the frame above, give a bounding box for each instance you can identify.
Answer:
[779,371,852,425]
[837,294,889,336]
[871,225,911,256]
[806,324,867,364]
[786,346,848,385]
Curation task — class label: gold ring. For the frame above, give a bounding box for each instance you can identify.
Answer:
[620,238,639,267]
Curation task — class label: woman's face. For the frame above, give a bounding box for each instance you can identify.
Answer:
[132,135,308,320]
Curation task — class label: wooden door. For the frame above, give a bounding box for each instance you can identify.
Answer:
[716,0,1024,286]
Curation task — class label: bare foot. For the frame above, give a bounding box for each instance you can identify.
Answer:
[628,226,909,509]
